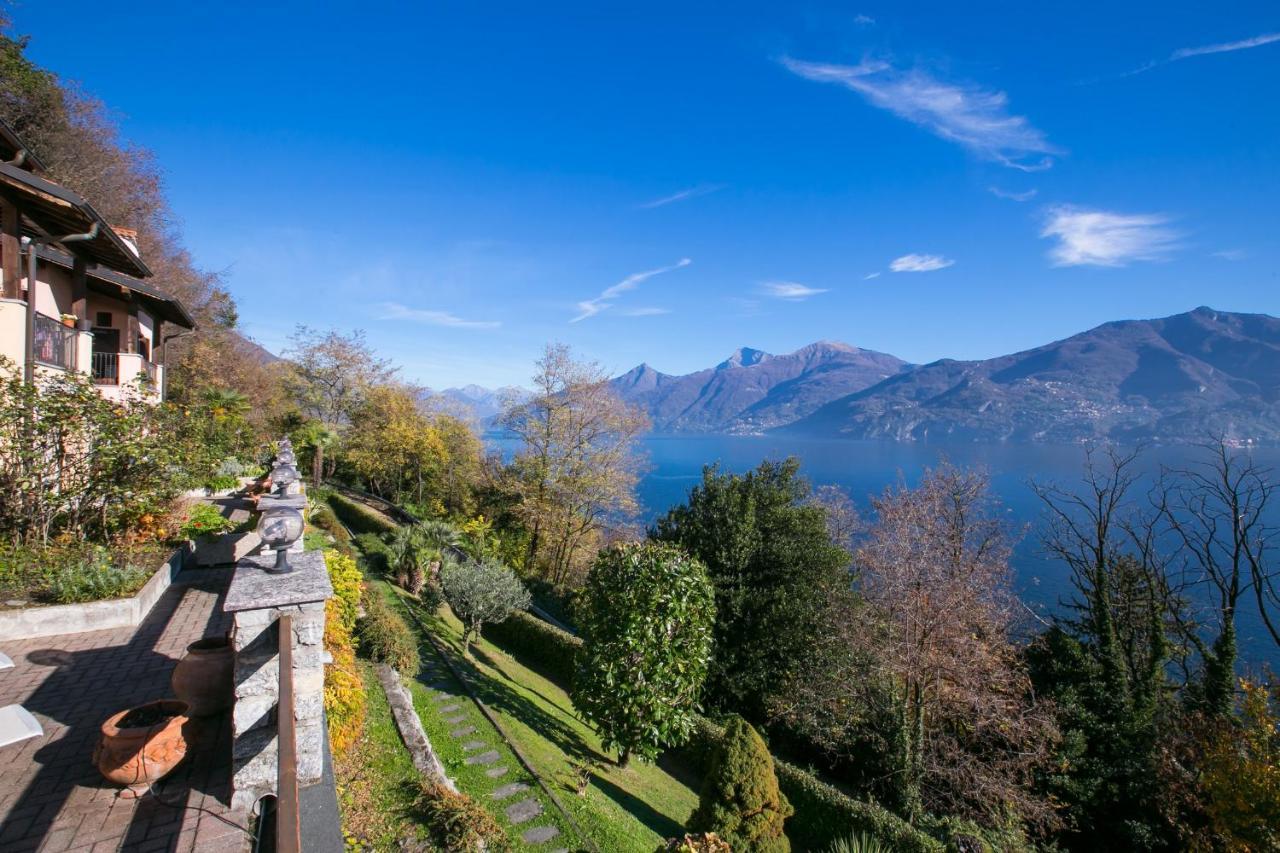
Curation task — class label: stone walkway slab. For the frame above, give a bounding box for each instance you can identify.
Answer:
[484,765,510,778]
[506,797,542,824]
[450,725,475,737]
[461,740,487,751]
[491,782,529,800]
[523,825,561,844]
[465,750,501,766]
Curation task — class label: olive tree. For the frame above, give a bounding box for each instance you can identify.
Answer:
[439,558,530,655]
[573,542,715,767]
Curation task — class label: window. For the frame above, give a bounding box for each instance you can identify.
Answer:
[95,311,112,327]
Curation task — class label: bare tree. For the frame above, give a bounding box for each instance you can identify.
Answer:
[1157,438,1278,714]
[501,344,648,586]
[809,483,863,553]
[854,463,1059,830]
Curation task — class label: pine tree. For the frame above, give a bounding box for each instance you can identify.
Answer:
[689,716,793,852]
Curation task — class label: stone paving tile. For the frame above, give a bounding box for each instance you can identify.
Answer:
[505,797,542,825]
[449,726,475,738]
[444,714,466,725]
[438,704,461,714]
[0,570,246,853]
[523,825,561,844]
[461,740,488,752]
[484,766,509,778]
[490,782,528,800]
[464,750,501,766]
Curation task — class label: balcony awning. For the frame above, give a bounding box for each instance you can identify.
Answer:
[37,245,195,329]
[0,161,151,279]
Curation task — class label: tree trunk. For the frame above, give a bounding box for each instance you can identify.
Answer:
[617,748,631,768]
[312,444,324,488]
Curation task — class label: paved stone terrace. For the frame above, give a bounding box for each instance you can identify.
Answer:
[0,569,249,853]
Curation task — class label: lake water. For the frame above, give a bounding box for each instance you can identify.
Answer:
[634,435,1280,668]
[489,433,1280,667]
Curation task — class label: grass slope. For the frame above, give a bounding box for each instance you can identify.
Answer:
[393,586,702,852]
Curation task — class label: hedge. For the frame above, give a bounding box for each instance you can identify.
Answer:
[358,585,421,675]
[327,493,398,536]
[481,607,581,686]
[481,609,939,852]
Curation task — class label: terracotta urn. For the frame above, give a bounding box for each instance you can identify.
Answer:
[94,699,190,798]
[171,636,233,716]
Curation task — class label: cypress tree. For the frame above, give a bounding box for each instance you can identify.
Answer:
[689,716,793,852]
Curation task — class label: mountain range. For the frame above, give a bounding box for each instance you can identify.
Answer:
[611,307,1280,444]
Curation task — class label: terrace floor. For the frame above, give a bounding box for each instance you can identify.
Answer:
[0,568,249,853]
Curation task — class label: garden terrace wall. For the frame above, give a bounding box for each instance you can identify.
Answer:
[0,542,193,641]
[482,608,939,852]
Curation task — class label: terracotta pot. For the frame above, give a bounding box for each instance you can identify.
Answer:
[94,700,190,798]
[171,636,233,716]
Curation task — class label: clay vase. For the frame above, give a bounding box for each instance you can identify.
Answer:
[171,636,233,716]
[94,700,190,798]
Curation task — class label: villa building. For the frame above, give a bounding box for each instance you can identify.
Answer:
[0,120,193,401]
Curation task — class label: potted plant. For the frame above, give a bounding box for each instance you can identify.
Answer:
[171,636,233,716]
[93,699,190,798]
[60,313,76,328]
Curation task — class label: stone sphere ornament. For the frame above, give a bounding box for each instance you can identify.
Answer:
[271,463,301,496]
[275,448,297,466]
[258,506,304,573]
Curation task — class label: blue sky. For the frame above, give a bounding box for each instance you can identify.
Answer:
[13,1,1279,388]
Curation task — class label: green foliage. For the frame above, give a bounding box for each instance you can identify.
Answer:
[202,473,240,493]
[440,557,531,650]
[178,503,235,540]
[652,458,852,720]
[358,587,421,674]
[413,781,510,852]
[826,832,889,853]
[689,715,793,852]
[327,493,397,536]
[390,519,460,595]
[679,716,942,853]
[308,504,349,540]
[0,541,160,604]
[1196,678,1280,851]
[352,532,393,575]
[482,607,582,685]
[573,542,715,765]
[323,549,365,754]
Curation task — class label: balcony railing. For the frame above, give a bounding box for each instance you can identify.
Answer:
[33,313,76,371]
[92,351,119,385]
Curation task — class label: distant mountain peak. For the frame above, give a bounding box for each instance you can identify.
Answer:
[717,347,772,370]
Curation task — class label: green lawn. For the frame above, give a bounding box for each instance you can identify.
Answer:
[387,583,702,852]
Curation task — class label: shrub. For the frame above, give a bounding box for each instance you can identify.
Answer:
[178,503,235,540]
[827,832,890,853]
[482,608,582,685]
[323,549,365,754]
[309,504,349,541]
[659,833,732,853]
[203,473,240,493]
[328,493,397,536]
[574,542,715,766]
[47,562,150,604]
[440,558,530,653]
[689,715,793,852]
[413,781,508,852]
[680,717,942,853]
[352,532,393,575]
[358,588,421,674]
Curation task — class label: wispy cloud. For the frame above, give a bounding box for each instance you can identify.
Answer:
[781,56,1058,171]
[1127,31,1280,76]
[854,14,876,26]
[988,186,1038,202]
[637,184,725,209]
[890,253,954,272]
[620,307,671,317]
[863,271,882,280]
[571,258,691,322]
[1213,248,1247,261]
[1041,206,1180,267]
[760,280,828,300]
[379,303,501,329]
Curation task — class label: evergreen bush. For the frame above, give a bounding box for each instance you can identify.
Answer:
[358,588,421,674]
[689,715,794,852]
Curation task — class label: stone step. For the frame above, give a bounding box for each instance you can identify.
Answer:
[465,750,501,766]
[490,782,529,800]
[438,704,462,714]
[461,740,488,752]
[522,826,561,844]
[444,714,467,725]
[505,798,542,825]
[484,765,510,778]
[450,726,475,738]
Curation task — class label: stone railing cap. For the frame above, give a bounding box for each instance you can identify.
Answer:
[223,550,332,613]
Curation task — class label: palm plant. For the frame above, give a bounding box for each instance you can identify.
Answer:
[826,833,888,853]
[389,520,461,595]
